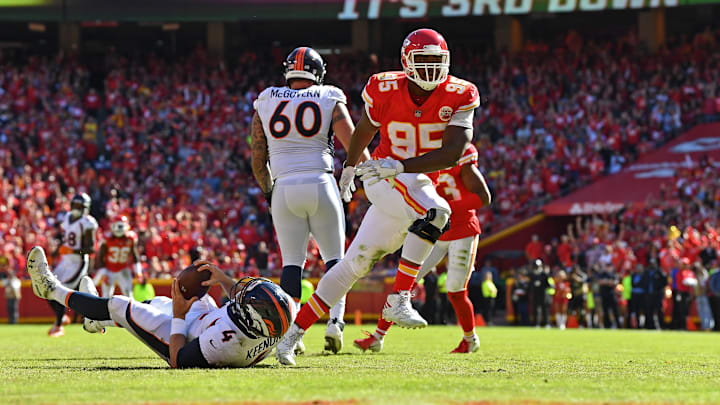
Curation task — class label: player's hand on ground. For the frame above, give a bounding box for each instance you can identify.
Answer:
[171,278,198,319]
[339,164,357,202]
[356,158,404,185]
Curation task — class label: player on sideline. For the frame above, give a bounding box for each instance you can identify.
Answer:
[354,144,491,354]
[47,193,98,337]
[276,28,483,365]
[26,246,293,368]
[251,46,370,354]
[93,215,142,299]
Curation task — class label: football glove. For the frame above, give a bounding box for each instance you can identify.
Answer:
[356,158,404,186]
[339,164,356,203]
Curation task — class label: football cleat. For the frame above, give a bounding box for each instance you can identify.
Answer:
[382,291,427,329]
[61,314,71,326]
[451,336,480,354]
[353,331,383,353]
[80,276,106,334]
[27,246,58,300]
[276,323,304,366]
[294,336,306,356]
[324,319,344,354]
[48,325,64,338]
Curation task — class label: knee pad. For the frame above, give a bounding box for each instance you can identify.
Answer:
[408,207,451,243]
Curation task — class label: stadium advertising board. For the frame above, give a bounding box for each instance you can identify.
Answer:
[0,0,709,21]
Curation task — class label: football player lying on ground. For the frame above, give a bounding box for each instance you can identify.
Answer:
[26,246,293,368]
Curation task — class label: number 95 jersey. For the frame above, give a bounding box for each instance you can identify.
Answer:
[361,71,480,161]
[254,85,347,180]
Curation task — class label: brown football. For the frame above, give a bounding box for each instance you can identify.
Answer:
[177,264,211,300]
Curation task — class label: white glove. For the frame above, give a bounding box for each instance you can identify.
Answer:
[356,158,404,185]
[339,164,357,202]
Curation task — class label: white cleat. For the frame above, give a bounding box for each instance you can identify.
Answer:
[80,276,105,334]
[294,336,305,356]
[382,291,427,329]
[324,319,344,354]
[276,324,304,366]
[26,246,58,300]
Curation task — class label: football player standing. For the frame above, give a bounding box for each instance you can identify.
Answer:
[251,47,370,354]
[94,215,142,299]
[355,144,491,354]
[277,29,483,365]
[47,193,98,337]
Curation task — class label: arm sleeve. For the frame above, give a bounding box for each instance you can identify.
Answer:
[176,338,211,369]
[361,76,382,127]
[448,109,474,129]
[325,85,348,105]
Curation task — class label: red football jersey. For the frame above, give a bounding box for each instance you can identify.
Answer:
[435,144,483,241]
[103,231,137,272]
[362,71,480,164]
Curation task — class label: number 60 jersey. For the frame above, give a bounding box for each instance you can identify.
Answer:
[253,85,347,180]
[361,71,480,162]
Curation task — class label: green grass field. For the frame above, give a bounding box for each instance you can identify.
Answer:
[0,324,718,404]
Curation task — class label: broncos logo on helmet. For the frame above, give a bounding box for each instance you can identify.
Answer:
[228,277,293,338]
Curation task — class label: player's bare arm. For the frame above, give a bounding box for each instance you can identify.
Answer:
[250,112,273,198]
[195,259,236,296]
[170,278,198,368]
[345,109,380,167]
[332,102,371,163]
[96,242,107,269]
[460,163,492,206]
[401,125,471,173]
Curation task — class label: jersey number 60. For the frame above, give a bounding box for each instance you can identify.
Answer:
[270,101,322,138]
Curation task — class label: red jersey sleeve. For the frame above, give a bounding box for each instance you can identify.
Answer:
[454,81,481,113]
[361,72,402,127]
[457,143,479,167]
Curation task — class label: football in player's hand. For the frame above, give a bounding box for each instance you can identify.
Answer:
[177,264,211,300]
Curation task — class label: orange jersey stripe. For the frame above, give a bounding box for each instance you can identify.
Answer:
[393,180,426,215]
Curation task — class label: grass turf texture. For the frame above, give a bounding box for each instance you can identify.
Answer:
[0,325,718,404]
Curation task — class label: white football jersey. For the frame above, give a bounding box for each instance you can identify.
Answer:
[253,85,347,180]
[192,304,280,367]
[60,214,98,254]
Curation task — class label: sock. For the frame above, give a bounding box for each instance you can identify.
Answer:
[48,300,66,326]
[295,293,329,330]
[279,265,303,300]
[393,258,422,292]
[448,290,475,336]
[48,282,73,305]
[66,292,112,320]
[374,317,393,340]
[328,295,346,325]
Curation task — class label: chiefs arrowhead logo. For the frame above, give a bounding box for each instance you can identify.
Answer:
[439,106,453,121]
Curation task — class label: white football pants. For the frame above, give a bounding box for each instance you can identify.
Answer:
[314,173,450,307]
[107,295,217,364]
[271,171,346,321]
[416,234,479,293]
[54,253,88,289]
[96,268,134,298]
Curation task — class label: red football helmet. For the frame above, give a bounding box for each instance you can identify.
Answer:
[110,215,129,238]
[401,28,450,91]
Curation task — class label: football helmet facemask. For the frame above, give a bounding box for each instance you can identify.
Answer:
[283,47,326,85]
[110,215,129,238]
[401,28,450,91]
[229,277,293,338]
[70,193,91,219]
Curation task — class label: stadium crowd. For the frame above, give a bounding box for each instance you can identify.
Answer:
[1,28,720,310]
[514,161,720,331]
